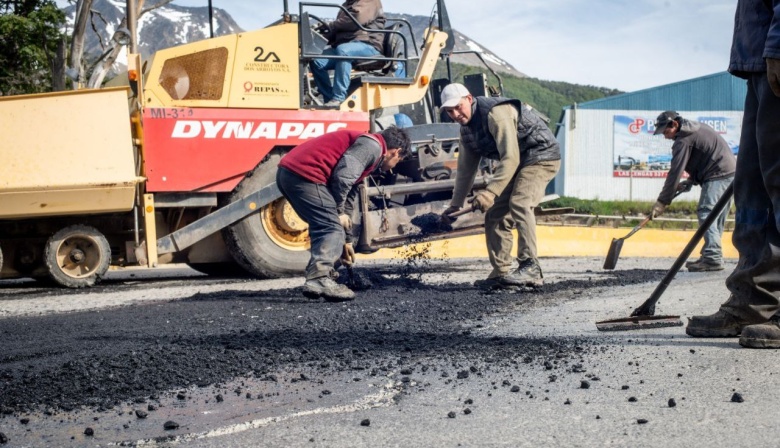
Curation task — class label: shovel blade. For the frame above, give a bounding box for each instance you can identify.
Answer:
[596,315,683,331]
[603,238,624,270]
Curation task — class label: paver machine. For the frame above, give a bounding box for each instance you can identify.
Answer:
[0,0,552,287]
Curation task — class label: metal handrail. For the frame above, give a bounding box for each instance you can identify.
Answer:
[299,2,410,65]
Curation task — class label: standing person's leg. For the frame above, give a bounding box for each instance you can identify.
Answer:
[736,73,780,347]
[689,177,733,270]
[330,41,380,103]
[483,183,515,281]
[276,168,354,301]
[311,48,338,102]
[687,73,780,336]
[501,160,560,287]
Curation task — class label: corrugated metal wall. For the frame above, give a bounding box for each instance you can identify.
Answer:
[554,109,743,201]
[551,72,747,201]
[574,72,747,112]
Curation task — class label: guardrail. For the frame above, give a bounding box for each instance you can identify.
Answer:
[549,214,735,232]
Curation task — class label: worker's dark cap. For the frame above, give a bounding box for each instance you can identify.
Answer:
[653,110,680,135]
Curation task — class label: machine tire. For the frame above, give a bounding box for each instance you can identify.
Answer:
[222,152,310,278]
[44,225,111,288]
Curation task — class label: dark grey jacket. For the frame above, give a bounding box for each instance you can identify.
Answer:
[657,120,736,205]
[729,0,780,77]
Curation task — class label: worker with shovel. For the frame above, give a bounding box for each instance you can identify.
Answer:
[686,0,780,348]
[277,127,411,301]
[439,83,560,290]
[650,111,736,272]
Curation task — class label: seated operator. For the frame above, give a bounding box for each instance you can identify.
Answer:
[311,0,404,107]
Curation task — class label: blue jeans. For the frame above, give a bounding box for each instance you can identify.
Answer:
[697,176,733,263]
[395,62,406,78]
[276,167,344,280]
[311,41,379,103]
[719,72,780,322]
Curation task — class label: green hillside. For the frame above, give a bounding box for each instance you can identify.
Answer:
[433,63,623,128]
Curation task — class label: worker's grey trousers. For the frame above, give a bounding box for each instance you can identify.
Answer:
[697,176,733,264]
[720,73,780,322]
[484,160,560,277]
[277,167,344,280]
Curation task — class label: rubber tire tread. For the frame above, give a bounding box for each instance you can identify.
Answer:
[44,225,111,288]
[222,152,309,278]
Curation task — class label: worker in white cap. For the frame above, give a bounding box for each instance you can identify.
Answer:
[439,83,560,290]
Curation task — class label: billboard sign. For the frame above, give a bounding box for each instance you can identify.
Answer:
[612,114,741,178]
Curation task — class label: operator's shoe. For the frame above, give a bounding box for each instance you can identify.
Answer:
[302,276,355,302]
[687,259,724,272]
[686,309,757,337]
[324,99,342,108]
[739,317,780,348]
[501,258,544,287]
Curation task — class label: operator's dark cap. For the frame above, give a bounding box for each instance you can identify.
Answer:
[653,110,680,135]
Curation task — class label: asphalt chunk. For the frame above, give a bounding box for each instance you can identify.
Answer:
[731,393,744,403]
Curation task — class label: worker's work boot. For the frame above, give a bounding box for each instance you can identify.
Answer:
[502,258,544,287]
[687,259,724,272]
[473,276,520,292]
[685,309,758,337]
[302,276,355,302]
[739,317,780,349]
[685,258,702,267]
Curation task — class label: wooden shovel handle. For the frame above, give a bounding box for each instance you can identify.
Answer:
[447,206,477,218]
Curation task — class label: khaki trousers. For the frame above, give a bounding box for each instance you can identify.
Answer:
[484,160,560,277]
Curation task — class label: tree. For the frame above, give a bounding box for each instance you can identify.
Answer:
[0,0,67,95]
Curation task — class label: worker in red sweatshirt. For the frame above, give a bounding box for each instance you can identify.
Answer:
[277,127,411,301]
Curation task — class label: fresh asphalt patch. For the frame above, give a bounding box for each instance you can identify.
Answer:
[0,261,664,446]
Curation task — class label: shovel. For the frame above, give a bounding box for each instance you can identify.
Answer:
[603,216,651,270]
[603,189,687,270]
[596,182,733,331]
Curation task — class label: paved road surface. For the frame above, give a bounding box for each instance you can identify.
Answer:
[0,257,774,447]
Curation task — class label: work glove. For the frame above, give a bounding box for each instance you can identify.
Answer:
[314,21,333,41]
[338,214,353,231]
[441,205,462,225]
[314,21,330,34]
[651,201,666,219]
[340,243,356,267]
[675,180,694,194]
[470,190,496,213]
[768,58,780,98]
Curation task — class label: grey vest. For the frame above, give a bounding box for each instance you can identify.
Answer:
[460,97,560,168]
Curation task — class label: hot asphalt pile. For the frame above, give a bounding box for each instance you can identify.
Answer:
[0,264,663,442]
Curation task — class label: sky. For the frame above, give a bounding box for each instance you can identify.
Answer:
[174,0,737,92]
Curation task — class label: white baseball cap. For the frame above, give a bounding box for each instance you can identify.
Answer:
[440,83,471,108]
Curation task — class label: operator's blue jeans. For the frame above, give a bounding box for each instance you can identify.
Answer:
[276,167,344,280]
[697,176,733,264]
[719,72,780,322]
[311,41,379,103]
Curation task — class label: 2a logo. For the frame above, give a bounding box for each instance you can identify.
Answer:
[254,47,280,63]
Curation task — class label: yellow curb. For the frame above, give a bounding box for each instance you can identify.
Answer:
[361,226,737,261]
